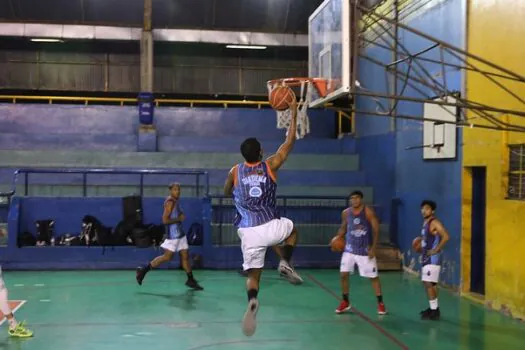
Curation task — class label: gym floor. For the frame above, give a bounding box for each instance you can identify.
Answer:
[1,270,524,350]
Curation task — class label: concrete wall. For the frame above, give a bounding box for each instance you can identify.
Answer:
[356,0,465,286]
[462,0,525,319]
[2,196,344,269]
[0,104,337,149]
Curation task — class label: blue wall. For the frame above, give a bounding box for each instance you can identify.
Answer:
[0,104,339,152]
[2,196,342,270]
[354,37,397,228]
[356,0,464,286]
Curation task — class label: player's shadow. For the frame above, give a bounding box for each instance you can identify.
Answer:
[138,290,203,311]
[0,337,28,350]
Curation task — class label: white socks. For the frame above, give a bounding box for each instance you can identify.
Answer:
[0,286,17,329]
[429,299,439,310]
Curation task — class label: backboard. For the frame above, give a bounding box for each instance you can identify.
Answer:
[308,0,355,108]
[423,96,458,160]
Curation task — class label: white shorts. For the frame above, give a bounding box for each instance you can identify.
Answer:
[160,236,189,253]
[421,264,441,283]
[340,252,378,278]
[237,217,294,271]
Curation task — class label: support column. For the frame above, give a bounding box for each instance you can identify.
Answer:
[137,0,157,152]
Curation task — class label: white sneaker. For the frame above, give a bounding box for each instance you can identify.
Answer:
[242,298,259,337]
[278,260,304,285]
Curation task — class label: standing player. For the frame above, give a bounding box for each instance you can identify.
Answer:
[135,183,203,291]
[224,100,302,336]
[419,200,449,320]
[334,190,387,315]
[0,269,33,337]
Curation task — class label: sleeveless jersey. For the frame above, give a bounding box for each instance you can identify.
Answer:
[344,207,371,256]
[165,197,185,239]
[232,161,278,228]
[421,218,441,266]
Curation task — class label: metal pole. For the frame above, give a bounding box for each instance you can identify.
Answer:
[389,0,399,132]
[343,108,525,132]
[359,3,525,82]
[140,0,154,92]
[353,90,525,117]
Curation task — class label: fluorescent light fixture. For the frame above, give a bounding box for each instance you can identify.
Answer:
[225,45,267,50]
[30,38,63,43]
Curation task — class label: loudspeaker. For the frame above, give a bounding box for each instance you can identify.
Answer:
[122,195,143,226]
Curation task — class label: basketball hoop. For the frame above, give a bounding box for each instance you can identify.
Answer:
[267,77,329,139]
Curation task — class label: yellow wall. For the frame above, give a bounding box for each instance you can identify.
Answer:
[463,0,525,319]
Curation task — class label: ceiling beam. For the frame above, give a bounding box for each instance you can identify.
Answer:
[0,23,307,47]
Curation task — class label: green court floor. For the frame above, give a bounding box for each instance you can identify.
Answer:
[1,269,525,349]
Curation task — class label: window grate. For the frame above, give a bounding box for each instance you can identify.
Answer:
[508,144,525,200]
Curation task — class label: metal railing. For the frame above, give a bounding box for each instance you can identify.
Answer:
[211,195,355,246]
[5,168,210,198]
[0,95,271,109]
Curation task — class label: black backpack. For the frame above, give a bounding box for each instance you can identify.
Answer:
[81,215,114,246]
[36,220,55,245]
[18,231,37,247]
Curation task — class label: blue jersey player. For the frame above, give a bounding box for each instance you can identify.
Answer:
[419,200,449,320]
[334,191,387,315]
[224,100,302,337]
[135,183,203,291]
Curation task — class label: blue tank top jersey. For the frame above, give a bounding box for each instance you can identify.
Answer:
[232,161,278,228]
[165,197,185,239]
[344,207,372,256]
[421,218,441,266]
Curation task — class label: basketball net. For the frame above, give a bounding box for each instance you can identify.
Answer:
[266,79,315,140]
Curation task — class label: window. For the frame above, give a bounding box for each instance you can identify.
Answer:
[508,144,525,200]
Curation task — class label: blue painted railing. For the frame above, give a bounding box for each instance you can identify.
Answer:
[5,168,210,198]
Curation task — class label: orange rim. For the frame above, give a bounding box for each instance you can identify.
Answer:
[267,77,329,98]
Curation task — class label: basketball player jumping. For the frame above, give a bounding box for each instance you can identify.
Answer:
[135,183,203,291]
[224,100,303,336]
[334,190,387,315]
[237,245,283,277]
[0,268,33,337]
[419,200,449,321]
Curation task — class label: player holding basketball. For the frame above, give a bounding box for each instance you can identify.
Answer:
[334,190,387,315]
[224,99,303,336]
[419,200,449,321]
[135,183,203,291]
[0,268,33,337]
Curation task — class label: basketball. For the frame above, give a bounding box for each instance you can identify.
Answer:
[330,235,345,253]
[269,86,296,111]
[412,236,423,253]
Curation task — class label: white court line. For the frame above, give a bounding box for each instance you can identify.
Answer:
[33,284,45,287]
[13,284,24,287]
[136,332,153,336]
[39,299,51,302]
[0,300,27,326]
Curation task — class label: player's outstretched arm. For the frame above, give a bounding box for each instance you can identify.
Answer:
[266,100,298,173]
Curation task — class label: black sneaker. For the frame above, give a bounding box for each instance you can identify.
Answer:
[420,307,431,316]
[185,279,204,291]
[421,308,440,320]
[136,266,147,286]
